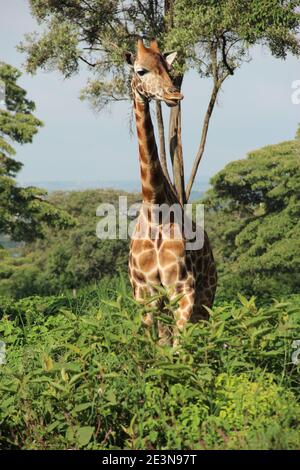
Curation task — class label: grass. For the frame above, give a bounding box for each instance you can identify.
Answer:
[0,277,299,450]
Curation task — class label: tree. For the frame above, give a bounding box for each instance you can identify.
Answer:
[19,1,300,203]
[204,127,300,300]
[0,62,72,243]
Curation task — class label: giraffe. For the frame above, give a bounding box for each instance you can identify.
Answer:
[125,38,217,343]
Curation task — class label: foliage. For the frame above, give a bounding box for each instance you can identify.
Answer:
[18,1,300,201]
[0,189,139,298]
[20,1,300,104]
[0,62,73,243]
[204,131,300,301]
[0,280,299,450]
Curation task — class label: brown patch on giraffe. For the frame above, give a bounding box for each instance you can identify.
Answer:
[140,165,147,181]
[179,296,189,310]
[133,269,146,283]
[164,264,178,285]
[147,269,160,283]
[143,186,154,202]
[143,239,155,250]
[162,240,185,257]
[158,249,176,266]
[132,239,154,252]
[131,239,143,252]
[138,250,157,272]
[137,125,143,140]
[177,319,186,328]
[139,146,148,164]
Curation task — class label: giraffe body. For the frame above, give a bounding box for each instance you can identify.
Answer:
[129,204,217,328]
[126,39,217,341]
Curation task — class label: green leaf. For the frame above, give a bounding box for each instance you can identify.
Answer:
[76,426,94,447]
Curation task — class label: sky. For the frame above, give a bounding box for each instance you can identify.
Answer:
[1,0,300,191]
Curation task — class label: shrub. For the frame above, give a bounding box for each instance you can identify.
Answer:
[0,282,299,449]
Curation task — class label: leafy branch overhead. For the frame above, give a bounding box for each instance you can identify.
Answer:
[0,62,74,243]
[19,1,300,202]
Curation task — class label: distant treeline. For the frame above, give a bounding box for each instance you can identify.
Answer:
[1,132,300,301]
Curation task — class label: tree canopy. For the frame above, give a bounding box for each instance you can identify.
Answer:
[0,62,72,243]
[19,1,300,202]
[205,127,300,300]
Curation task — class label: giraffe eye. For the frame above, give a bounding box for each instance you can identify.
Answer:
[137,69,148,76]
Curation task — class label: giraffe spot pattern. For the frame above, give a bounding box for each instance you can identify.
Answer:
[129,45,217,342]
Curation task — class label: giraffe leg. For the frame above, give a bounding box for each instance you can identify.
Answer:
[131,283,154,327]
[192,257,217,322]
[171,284,195,346]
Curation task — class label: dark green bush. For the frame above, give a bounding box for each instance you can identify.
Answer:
[0,281,299,450]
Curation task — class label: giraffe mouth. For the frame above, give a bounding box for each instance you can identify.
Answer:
[164,92,184,107]
[165,99,180,107]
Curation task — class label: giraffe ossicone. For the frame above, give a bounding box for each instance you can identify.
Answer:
[125,38,217,344]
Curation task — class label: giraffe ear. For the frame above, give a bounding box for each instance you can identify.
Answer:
[125,51,135,67]
[163,51,178,69]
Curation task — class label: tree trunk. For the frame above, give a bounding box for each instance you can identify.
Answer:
[164,0,186,203]
[164,0,174,28]
[168,75,186,205]
[156,101,173,187]
[186,80,220,201]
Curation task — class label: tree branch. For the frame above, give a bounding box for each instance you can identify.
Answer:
[221,34,235,76]
[156,101,173,187]
[79,55,97,67]
[169,100,186,205]
[186,80,220,201]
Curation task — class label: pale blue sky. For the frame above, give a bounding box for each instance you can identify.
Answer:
[1,0,299,190]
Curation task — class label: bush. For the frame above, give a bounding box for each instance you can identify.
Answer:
[0,281,299,449]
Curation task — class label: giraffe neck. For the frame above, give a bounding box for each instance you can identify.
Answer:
[134,93,173,205]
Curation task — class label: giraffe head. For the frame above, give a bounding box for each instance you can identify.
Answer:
[125,38,183,107]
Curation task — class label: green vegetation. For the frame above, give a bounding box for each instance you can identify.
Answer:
[205,131,300,301]
[0,63,72,244]
[0,60,299,447]
[0,279,299,450]
[1,132,299,302]
[0,189,139,298]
